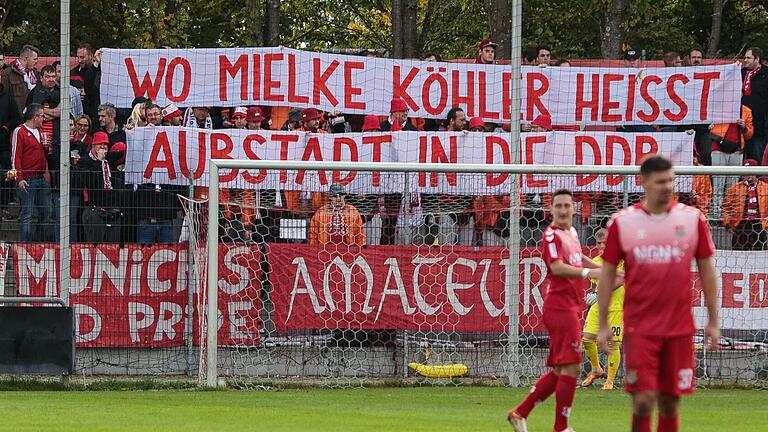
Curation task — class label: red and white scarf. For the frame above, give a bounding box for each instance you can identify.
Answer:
[743,65,761,96]
[12,59,37,90]
[90,151,113,190]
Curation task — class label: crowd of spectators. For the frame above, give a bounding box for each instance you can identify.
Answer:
[0,40,766,251]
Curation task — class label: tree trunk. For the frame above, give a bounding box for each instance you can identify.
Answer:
[706,0,723,57]
[489,0,512,60]
[402,0,418,58]
[265,0,280,46]
[0,1,8,53]
[149,0,164,48]
[600,0,629,59]
[247,0,263,46]
[391,0,404,58]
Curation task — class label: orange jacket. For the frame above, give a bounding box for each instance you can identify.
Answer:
[710,105,753,152]
[309,203,366,245]
[473,194,526,229]
[722,180,768,230]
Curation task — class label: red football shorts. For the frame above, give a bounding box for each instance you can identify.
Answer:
[543,308,583,367]
[623,333,696,396]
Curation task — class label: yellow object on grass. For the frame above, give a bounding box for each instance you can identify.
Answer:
[408,362,468,378]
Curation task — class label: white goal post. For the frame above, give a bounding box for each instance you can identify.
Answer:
[204,159,768,388]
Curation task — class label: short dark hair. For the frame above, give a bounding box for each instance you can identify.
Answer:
[52,60,61,68]
[555,59,571,66]
[689,48,703,56]
[536,45,551,55]
[663,51,681,66]
[41,65,56,75]
[522,47,537,63]
[25,103,43,121]
[423,52,442,61]
[747,47,763,62]
[552,189,573,200]
[78,43,95,54]
[446,107,464,122]
[640,155,673,177]
[19,45,39,58]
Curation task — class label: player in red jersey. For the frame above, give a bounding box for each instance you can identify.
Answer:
[508,189,611,432]
[597,156,720,432]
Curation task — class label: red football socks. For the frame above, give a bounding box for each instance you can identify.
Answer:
[632,414,651,432]
[515,371,558,418]
[554,374,577,431]
[657,415,679,432]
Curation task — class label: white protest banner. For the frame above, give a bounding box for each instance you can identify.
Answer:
[125,127,693,194]
[101,47,741,125]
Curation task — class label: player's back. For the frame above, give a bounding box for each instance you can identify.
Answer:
[602,202,715,337]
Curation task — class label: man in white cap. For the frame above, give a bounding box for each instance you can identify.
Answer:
[231,106,248,129]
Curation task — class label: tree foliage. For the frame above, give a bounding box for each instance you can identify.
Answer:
[1,0,766,60]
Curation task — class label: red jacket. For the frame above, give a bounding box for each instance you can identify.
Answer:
[11,124,48,182]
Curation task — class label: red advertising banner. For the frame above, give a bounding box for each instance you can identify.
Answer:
[100,48,741,125]
[12,243,262,348]
[268,244,563,332]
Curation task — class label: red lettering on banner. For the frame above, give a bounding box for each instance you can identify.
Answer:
[210,133,237,182]
[219,54,248,102]
[252,54,261,100]
[605,135,632,186]
[271,134,300,183]
[478,71,500,120]
[526,73,549,120]
[664,74,689,121]
[419,136,458,186]
[422,66,449,116]
[12,244,262,348]
[344,61,366,110]
[502,72,512,121]
[125,57,166,101]
[332,137,359,184]
[392,66,420,111]
[575,73,599,122]
[452,70,475,116]
[634,135,659,185]
[313,58,340,106]
[601,74,624,122]
[288,54,309,104]
[362,135,390,187]
[485,136,510,186]
[694,72,720,121]
[575,135,600,186]
[749,273,768,307]
[263,53,284,102]
[638,75,662,122]
[625,73,637,121]
[722,273,744,308]
[296,137,328,185]
[144,132,177,180]
[524,135,548,188]
[242,134,267,184]
[178,131,207,180]
[418,136,428,187]
[164,58,191,103]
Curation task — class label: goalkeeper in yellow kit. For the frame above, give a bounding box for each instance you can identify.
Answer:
[581,228,624,390]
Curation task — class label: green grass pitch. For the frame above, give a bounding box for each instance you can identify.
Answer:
[1,387,765,431]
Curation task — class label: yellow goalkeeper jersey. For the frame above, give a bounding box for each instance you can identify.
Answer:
[591,256,624,311]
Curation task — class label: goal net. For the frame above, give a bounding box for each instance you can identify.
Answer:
[197,160,768,389]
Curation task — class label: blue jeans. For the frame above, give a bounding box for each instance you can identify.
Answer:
[54,194,81,242]
[17,177,52,242]
[137,219,175,244]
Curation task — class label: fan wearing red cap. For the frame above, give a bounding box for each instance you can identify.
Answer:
[382,98,417,132]
[246,107,266,130]
[476,39,498,64]
[230,107,248,129]
[721,158,768,250]
[300,108,325,133]
[469,117,486,132]
[530,114,553,132]
[161,103,183,126]
[362,115,381,132]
